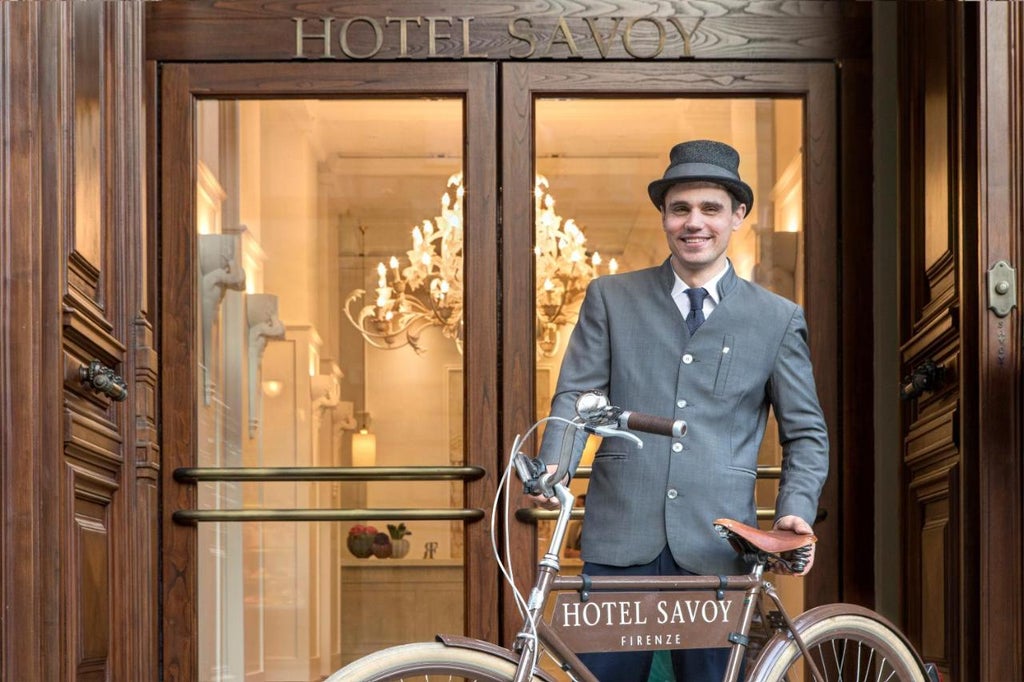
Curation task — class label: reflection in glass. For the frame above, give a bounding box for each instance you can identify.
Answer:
[193,98,465,680]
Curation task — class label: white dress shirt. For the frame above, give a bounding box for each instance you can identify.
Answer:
[670,262,730,321]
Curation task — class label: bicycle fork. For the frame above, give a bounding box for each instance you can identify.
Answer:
[512,564,557,682]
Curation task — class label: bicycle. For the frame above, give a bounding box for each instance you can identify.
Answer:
[328,392,939,682]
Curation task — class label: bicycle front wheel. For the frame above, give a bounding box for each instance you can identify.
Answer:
[746,604,927,682]
[326,641,543,681]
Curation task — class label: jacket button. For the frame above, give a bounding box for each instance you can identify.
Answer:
[682,354,694,364]
[672,442,683,452]
[666,489,678,499]
[676,399,687,408]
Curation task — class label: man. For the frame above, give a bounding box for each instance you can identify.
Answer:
[534,139,829,681]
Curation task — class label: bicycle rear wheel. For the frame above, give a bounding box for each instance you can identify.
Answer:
[746,604,927,682]
[326,641,543,681]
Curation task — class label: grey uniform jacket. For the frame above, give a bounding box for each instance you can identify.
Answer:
[538,259,829,576]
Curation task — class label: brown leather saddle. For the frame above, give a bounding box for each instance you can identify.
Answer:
[713,518,816,573]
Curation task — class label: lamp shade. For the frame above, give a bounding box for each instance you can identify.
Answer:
[352,429,376,467]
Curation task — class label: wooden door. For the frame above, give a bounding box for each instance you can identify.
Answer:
[897,3,1024,680]
[500,61,845,645]
[0,1,155,680]
[157,62,499,677]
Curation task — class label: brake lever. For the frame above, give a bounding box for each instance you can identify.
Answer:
[584,423,644,448]
[512,451,549,495]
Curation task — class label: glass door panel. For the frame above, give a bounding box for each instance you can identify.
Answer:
[193,96,467,680]
[534,95,804,501]
[531,95,805,583]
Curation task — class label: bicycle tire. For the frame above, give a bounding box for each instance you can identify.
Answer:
[746,604,927,682]
[325,641,545,681]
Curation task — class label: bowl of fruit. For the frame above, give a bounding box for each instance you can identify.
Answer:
[346,525,377,558]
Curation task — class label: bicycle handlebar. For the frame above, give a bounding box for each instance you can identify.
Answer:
[519,391,687,497]
[576,390,687,439]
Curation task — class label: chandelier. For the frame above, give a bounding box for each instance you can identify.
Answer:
[344,173,616,355]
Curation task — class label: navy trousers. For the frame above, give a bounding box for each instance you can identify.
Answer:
[576,546,733,682]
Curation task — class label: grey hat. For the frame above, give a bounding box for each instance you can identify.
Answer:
[647,140,754,211]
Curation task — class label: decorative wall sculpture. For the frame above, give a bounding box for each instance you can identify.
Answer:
[199,233,247,403]
[246,293,286,437]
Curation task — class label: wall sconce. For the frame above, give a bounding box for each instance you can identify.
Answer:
[351,411,376,467]
[262,380,284,397]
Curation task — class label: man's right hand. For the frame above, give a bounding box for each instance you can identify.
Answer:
[527,464,564,510]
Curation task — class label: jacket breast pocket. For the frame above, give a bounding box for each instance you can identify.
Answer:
[713,335,735,397]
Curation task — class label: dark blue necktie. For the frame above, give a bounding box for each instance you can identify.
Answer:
[685,287,709,334]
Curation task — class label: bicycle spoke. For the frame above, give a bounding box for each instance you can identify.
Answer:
[831,637,844,680]
[790,635,916,682]
[879,661,898,682]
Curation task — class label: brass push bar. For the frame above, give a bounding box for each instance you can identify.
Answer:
[173,508,484,525]
[173,465,486,483]
[172,465,487,525]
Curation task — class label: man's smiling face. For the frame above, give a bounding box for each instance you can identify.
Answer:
[661,182,747,285]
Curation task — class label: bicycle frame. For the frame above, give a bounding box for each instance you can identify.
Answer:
[328,407,934,682]
[505,481,821,682]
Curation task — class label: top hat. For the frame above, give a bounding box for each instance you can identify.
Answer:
[647,140,754,212]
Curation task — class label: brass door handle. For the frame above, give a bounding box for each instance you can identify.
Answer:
[80,360,128,401]
[900,359,944,401]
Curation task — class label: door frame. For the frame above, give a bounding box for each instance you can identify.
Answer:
[500,61,842,642]
[157,61,499,674]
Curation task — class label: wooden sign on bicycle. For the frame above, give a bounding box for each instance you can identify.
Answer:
[547,590,736,653]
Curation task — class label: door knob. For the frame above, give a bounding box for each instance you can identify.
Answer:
[900,359,944,401]
[80,360,128,401]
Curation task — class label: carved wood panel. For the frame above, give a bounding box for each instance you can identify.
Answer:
[900,2,1024,680]
[906,465,956,674]
[2,0,152,678]
[65,1,157,679]
[897,5,991,679]
[62,2,155,681]
[68,463,118,681]
[898,4,964,682]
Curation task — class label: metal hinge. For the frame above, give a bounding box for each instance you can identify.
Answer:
[987,260,1017,317]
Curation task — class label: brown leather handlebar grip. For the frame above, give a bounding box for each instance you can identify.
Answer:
[620,411,687,438]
